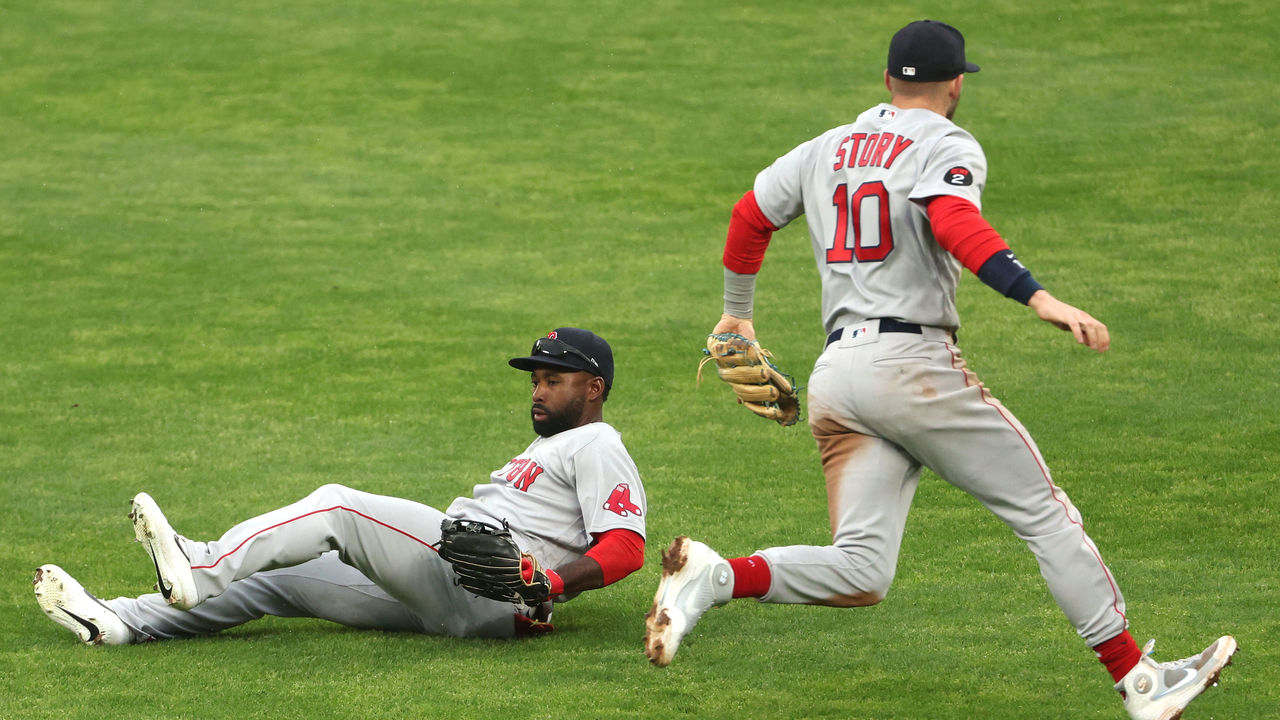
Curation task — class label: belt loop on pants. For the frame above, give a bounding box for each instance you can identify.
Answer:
[826,318,955,348]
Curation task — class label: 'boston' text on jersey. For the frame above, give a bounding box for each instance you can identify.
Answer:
[502,458,544,492]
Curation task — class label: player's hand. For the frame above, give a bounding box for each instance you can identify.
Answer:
[712,313,756,341]
[1027,290,1110,352]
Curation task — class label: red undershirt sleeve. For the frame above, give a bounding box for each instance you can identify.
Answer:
[584,528,646,587]
[925,194,1009,273]
[723,190,778,274]
[927,195,1044,304]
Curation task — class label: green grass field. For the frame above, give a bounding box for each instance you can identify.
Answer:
[2,1,1276,718]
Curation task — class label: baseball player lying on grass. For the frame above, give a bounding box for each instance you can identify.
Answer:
[35,327,646,642]
[644,20,1235,720]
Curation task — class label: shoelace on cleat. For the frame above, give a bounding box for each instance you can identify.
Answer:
[1141,639,1202,671]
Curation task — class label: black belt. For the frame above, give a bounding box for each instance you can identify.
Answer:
[826,318,924,348]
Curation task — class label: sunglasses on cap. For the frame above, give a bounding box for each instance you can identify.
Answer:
[532,336,600,370]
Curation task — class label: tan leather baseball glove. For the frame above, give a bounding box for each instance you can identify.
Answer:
[698,333,800,426]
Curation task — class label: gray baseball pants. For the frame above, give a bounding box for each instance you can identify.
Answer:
[106,484,518,640]
[755,324,1128,646]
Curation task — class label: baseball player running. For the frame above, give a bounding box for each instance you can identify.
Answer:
[36,327,647,643]
[644,21,1235,719]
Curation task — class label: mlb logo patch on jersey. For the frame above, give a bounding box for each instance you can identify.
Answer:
[944,166,973,186]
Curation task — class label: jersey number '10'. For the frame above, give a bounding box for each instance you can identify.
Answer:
[827,181,893,263]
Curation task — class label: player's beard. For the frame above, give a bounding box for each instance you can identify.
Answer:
[946,94,960,120]
[531,396,585,437]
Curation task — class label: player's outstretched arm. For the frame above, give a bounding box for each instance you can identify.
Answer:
[712,313,755,341]
[1027,290,1110,352]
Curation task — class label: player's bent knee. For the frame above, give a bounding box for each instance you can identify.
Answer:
[312,483,355,500]
[829,545,897,601]
[816,589,884,608]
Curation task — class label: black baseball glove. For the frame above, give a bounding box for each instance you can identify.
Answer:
[438,518,551,606]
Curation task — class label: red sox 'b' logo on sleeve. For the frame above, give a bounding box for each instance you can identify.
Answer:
[603,483,642,517]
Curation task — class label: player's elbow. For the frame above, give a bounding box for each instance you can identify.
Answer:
[613,544,645,582]
[585,529,646,587]
[602,541,646,586]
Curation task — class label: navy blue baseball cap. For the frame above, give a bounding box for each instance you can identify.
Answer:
[509,327,614,389]
[887,20,980,82]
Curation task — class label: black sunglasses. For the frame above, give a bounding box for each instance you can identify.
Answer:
[532,337,599,370]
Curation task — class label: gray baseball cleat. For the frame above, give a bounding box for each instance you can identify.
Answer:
[1117,636,1237,720]
[643,536,733,666]
[33,565,133,645]
[130,492,199,609]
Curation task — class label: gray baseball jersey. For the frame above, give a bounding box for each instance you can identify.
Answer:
[447,422,648,571]
[738,103,1129,647]
[106,423,646,640]
[753,104,987,332]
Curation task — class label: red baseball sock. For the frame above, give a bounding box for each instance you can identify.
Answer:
[1094,630,1143,683]
[729,556,771,599]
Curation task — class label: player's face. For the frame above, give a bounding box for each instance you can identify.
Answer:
[529,367,594,437]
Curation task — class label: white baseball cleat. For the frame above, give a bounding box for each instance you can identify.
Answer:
[643,536,733,667]
[130,492,199,610]
[33,564,133,646]
[1117,635,1237,720]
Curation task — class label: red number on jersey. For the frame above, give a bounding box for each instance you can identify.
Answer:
[827,184,853,263]
[826,181,894,264]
